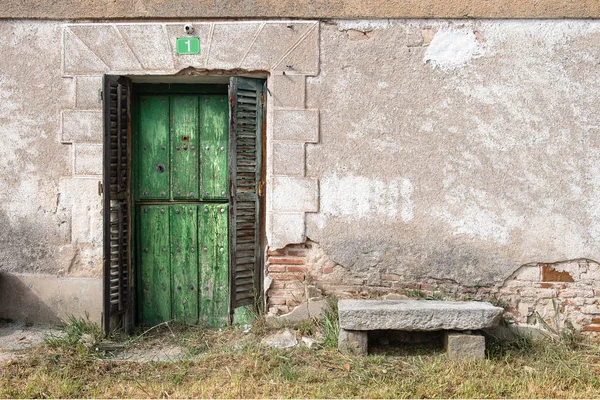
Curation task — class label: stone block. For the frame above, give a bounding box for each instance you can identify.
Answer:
[273,25,319,75]
[272,109,319,143]
[268,212,305,249]
[75,76,102,109]
[443,332,486,360]
[74,144,103,175]
[272,141,305,176]
[0,273,102,325]
[62,110,103,143]
[241,22,314,70]
[164,23,212,71]
[206,23,262,69]
[272,74,306,108]
[338,329,368,355]
[68,25,142,71]
[59,178,103,244]
[268,298,328,325]
[271,176,319,212]
[118,24,174,71]
[63,28,108,75]
[338,300,504,331]
[261,329,298,349]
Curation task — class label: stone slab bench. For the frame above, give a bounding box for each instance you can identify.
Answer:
[338,299,504,359]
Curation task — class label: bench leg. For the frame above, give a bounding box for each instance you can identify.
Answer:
[443,331,486,360]
[338,329,368,355]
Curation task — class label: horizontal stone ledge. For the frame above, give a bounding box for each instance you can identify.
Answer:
[2,1,599,19]
[338,299,504,331]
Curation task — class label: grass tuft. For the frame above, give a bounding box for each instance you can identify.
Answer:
[317,296,339,348]
[44,313,103,352]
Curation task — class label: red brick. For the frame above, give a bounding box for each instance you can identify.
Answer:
[542,265,574,282]
[268,272,305,281]
[267,265,286,273]
[287,265,307,273]
[267,248,286,256]
[323,266,334,274]
[267,257,305,265]
[287,250,307,257]
[583,324,600,332]
[287,243,307,249]
[540,283,553,288]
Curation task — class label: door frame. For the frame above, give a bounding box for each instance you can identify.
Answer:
[103,76,267,333]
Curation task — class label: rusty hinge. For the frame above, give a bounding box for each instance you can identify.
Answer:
[99,89,103,102]
[259,93,265,107]
[98,181,103,196]
[257,181,265,197]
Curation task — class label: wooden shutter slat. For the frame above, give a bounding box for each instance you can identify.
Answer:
[103,75,132,334]
[229,77,265,314]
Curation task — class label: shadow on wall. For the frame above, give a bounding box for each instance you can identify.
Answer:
[0,272,102,326]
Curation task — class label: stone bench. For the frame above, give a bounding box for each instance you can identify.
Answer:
[338,299,504,359]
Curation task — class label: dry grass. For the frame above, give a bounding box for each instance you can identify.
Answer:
[1,320,599,399]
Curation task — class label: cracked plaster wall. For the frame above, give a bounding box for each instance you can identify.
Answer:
[305,20,600,288]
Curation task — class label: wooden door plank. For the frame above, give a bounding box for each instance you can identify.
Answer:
[138,205,171,325]
[199,203,229,327]
[171,96,199,200]
[199,95,229,200]
[138,96,170,200]
[170,205,199,324]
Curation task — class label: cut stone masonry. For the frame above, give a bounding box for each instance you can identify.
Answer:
[60,21,321,257]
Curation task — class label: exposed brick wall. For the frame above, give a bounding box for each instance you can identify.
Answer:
[266,243,310,314]
[265,241,600,335]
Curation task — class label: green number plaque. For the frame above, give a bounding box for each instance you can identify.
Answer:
[176,38,200,55]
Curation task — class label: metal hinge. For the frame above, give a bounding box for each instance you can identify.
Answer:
[259,93,265,107]
[257,181,265,197]
[98,181,103,196]
[99,89,103,102]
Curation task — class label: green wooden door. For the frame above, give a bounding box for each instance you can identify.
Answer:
[134,90,229,327]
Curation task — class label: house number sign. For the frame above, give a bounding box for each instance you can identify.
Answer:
[176,38,200,55]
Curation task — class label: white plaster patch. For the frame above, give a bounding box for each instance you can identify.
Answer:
[400,178,414,222]
[424,28,482,70]
[320,173,414,222]
[431,185,524,245]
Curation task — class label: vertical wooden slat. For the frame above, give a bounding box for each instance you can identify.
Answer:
[200,95,229,200]
[228,77,265,314]
[171,96,199,200]
[138,96,170,200]
[138,205,171,325]
[199,203,229,327]
[170,205,199,324]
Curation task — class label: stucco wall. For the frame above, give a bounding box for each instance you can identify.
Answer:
[0,22,84,276]
[305,20,600,287]
[0,19,599,329]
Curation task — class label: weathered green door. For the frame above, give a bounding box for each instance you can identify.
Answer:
[134,87,230,327]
